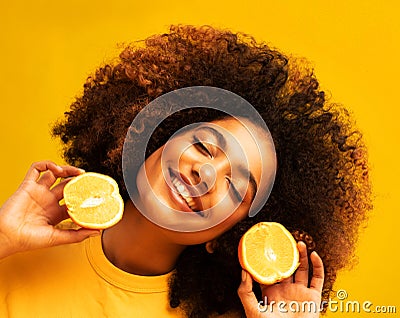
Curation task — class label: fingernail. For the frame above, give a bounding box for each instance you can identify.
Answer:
[78,168,86,173]
[241,270,247,282]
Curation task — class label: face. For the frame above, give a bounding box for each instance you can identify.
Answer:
[135,117,276,245]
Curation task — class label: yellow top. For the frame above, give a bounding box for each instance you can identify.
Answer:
[0,235,184,317]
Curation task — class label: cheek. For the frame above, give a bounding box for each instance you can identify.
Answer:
[230,204,250,224]
[144,148,165,186]
[161,136,194,167]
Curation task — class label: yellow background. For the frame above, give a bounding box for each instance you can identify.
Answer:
[1,1,399,316]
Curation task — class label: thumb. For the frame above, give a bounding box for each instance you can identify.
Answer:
[237,270,261,317]
[50,228,101,246]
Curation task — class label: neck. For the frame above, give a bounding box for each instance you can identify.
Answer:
[101,200,186,276]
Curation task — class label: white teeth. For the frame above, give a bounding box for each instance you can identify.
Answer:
[171,176,197,210]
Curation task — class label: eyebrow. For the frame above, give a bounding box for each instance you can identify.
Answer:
[196,126,227,149]
[195,125,258,201]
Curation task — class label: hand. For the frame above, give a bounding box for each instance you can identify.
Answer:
[0,161,100,259]
[238,242,324,317]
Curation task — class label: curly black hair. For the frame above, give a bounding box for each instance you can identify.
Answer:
[52,25,371,317]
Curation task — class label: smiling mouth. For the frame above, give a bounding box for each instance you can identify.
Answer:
[168,168,204,217]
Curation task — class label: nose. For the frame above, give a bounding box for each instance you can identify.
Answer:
[198,163,216,192]
[191,156,230,195]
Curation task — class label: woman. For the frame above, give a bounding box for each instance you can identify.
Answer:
[0,25,371,317]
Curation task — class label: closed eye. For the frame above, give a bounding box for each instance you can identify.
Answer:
[226,178,243,203]
[193,136,212,158]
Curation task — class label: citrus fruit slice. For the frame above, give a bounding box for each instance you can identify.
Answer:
[64,172,124,229]
[238,222,300,285]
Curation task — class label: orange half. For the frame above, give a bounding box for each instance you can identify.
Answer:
[64,172,124,229]
[238,222,300,285]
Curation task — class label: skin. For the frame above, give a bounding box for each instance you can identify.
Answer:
[0,161,99,259]
[238,242,324,318]
[0,118,325,317]
[102,117,276,275]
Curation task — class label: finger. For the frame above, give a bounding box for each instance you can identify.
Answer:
[24,161,84,182]
[56,165,85,178]
[24,161,61,182]
[49,228,101,246]
[279,276,293,285]
[50,204,71,225]
[37,170,57,187]
[310,251,324,292]
[237,270,260,317]
[294,241,309,286]
[51,178,73,200]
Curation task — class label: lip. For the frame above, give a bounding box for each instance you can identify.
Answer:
[167,168,204,216]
